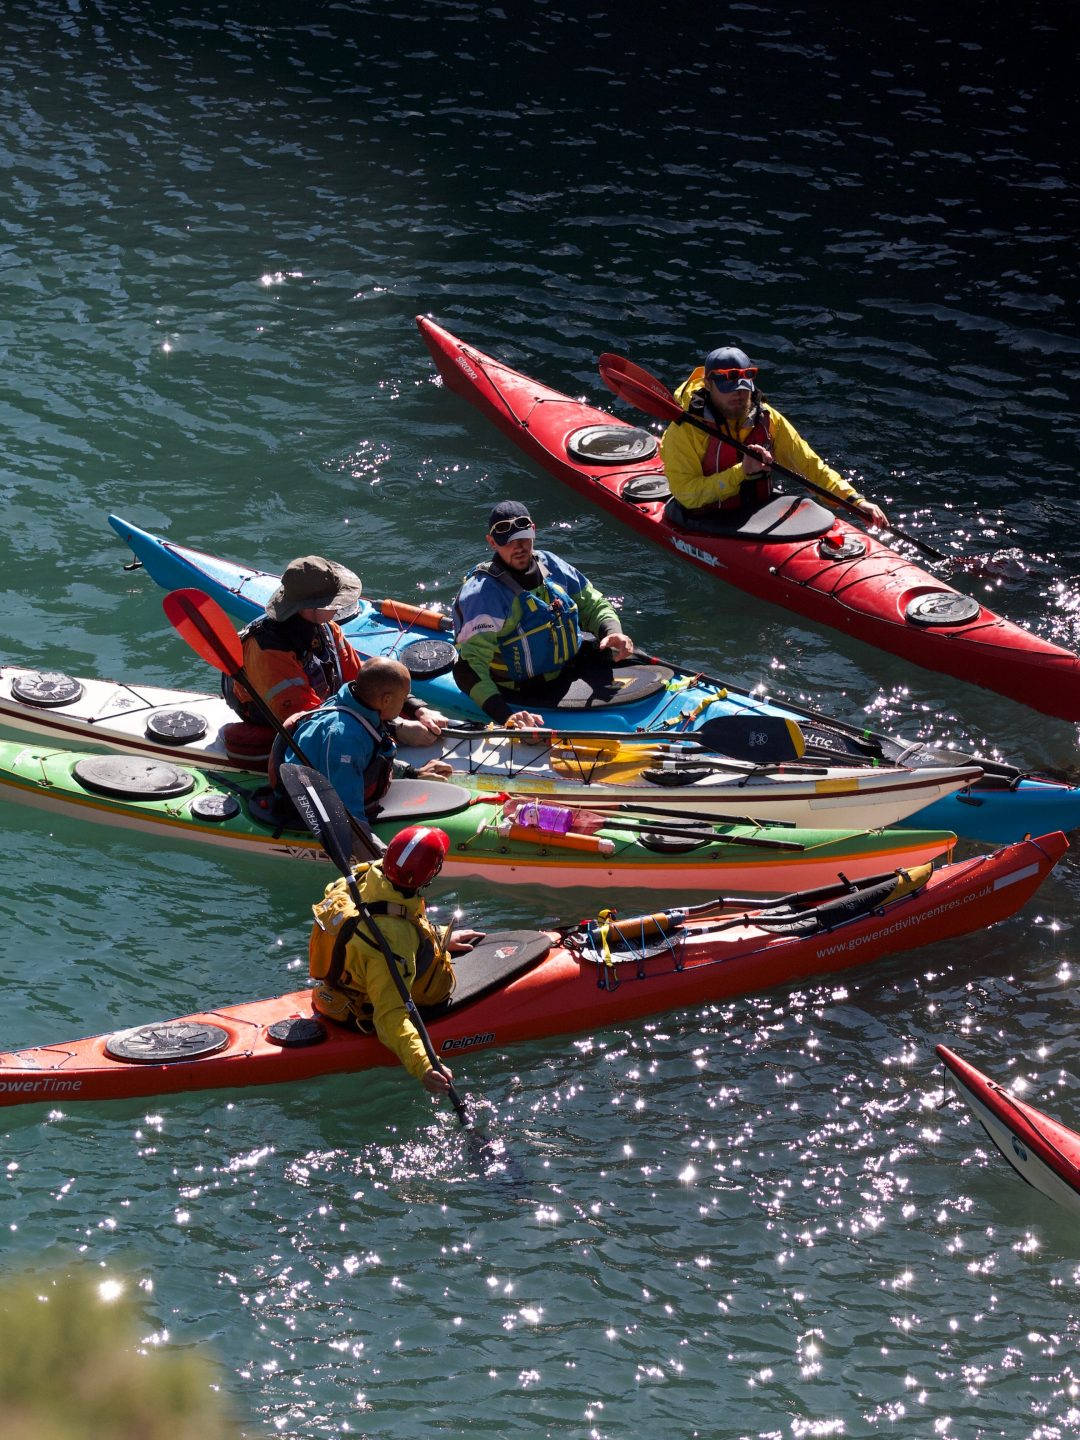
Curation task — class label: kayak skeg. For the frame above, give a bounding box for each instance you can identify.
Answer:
[102,517,1080,844]
[0,665,985,833]
[415,315,1080,724]
[936,1044,1080,1219]
[0,834,1064,1110]
[0,738,958,895]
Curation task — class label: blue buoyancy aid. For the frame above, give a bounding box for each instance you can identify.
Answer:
[456,552,585,683]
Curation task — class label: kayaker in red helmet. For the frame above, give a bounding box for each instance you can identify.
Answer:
[452,500,634,729]
[659,345,889,532]
[223,553,446,744]
[308,823,483,1093]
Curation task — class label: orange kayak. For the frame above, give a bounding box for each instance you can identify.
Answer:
[0,833,1064,1109]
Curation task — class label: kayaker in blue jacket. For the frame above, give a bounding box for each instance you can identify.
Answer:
[452,499,634,728]
[283,657,452,820]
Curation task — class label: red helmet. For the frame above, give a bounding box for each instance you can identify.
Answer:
[382,826,450,889]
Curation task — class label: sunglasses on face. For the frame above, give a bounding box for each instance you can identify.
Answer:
[707,366,757,381]
[489,517,535,543]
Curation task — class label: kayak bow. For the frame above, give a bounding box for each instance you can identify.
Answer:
[937,1044,1080,1219]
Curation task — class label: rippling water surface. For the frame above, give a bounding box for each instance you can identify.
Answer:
[1,3,1078,1435]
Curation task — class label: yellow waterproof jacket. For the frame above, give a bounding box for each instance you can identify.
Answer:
[308,864,454,1079]
[659,371,864,512]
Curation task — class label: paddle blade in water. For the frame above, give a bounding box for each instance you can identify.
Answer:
[163,587,244,676]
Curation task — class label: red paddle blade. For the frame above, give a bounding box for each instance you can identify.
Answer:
[597,353,683,423]
[162,587,244,676]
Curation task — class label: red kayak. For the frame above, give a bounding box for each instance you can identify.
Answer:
[417,316,1080,722]
[937,1045,1080,1218]
[0,833,1064,1109]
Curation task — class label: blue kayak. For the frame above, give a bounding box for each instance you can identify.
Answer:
[108,513,1080,845]
[107,514,806,735]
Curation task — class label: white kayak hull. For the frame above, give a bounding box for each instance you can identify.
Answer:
[0,665,980,831]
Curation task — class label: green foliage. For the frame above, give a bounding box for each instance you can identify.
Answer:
[0,1268,242,1440]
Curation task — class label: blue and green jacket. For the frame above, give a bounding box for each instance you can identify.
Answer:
[452,550,621,722]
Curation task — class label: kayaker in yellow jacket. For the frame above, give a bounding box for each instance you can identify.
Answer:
[308,825,483,1094]
[659,345,889,531]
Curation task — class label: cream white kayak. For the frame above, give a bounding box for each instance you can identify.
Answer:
[0,664,982,830]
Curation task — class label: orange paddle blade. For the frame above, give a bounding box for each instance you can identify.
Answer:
[162,587,244,676]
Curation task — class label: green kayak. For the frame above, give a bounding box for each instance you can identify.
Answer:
[0,740,956,895]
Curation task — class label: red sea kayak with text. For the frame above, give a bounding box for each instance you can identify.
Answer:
[417,316,1080,723]
[0,834,1064,1109]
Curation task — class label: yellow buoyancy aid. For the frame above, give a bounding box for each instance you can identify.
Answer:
[309,862,451,1007]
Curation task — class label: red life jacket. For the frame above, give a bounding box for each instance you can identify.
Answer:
[692,392,774,512]
[223,616,347,726]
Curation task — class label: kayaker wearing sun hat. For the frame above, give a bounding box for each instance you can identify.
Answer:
[659,345,889,531]
[451,499,634,728]
[223,554,445,742]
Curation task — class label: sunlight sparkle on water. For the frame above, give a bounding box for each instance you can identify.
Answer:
[791,1417,845,1436]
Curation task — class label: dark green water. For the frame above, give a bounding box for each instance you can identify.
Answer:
[1,3,1078,1435]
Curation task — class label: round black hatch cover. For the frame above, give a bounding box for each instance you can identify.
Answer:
[105,1020,230,1063]
[621,473,671,503]
[145,708,209,743]
[190,793,241,821]
[72,755,196,799]
[566,425,658,465]
[400,637,457,677]
[266,1016,328,1048]
[636,820,716,854]
[551,663,670,710]
[818,533,866,561]
[905,591,982,627]
[10,671,85,707]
